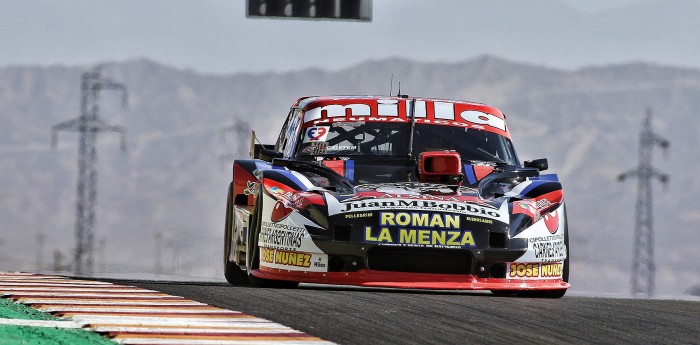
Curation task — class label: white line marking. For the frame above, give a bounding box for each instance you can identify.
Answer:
[70,316,271,325]
[36,306,233,313]
[0,318,82,328]
[3,292,172,298]
[0,278,108,284]
[74,317,274,324]
[91,326,303,333]
[90,323,290,330]
[1,273,336,344]
[17,299,204,306]
[0,287,157,292]
[110,339,333,345]
[0,282,114,287]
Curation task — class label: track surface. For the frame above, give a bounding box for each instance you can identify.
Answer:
[120,281,699,345]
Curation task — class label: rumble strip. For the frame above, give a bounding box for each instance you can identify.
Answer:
[0,272,334,345]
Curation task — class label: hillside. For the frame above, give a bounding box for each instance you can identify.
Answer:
[0,56,698,297]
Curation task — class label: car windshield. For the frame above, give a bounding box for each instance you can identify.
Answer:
[295,122,519,166]
[412,123,519,166]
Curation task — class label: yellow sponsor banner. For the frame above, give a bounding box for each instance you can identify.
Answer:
[260,247,328,272]
[507,262,563,279]
[364,227,475,247]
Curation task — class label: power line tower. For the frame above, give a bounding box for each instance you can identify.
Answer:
[618,109,669,298]
[51,65,128,276]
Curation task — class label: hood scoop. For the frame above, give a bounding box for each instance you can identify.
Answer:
[416,151,464,190]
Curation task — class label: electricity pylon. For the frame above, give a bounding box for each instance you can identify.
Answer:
[618,109,669,298]
[51,65,128,276]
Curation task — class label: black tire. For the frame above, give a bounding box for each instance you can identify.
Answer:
[246,188,299,289]
[224,182,249,286]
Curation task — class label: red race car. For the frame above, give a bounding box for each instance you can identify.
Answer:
[224,96,569,297]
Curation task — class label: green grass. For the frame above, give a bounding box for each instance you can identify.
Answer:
[0,298,55,321]
[0,325,116,345]
[0,298,115,345]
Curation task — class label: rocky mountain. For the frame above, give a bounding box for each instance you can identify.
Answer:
[1,56,698,297]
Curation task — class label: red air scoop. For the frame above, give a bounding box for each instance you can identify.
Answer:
[417,151,463,185]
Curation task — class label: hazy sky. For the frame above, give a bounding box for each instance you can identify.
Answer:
[1,0,699,73]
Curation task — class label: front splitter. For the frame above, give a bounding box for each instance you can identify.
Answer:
[254,267,569,290]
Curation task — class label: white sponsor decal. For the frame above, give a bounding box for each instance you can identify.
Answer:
[303,126,330,143]
[329,197,509,224]
[514,204,567,262]
[303,99,507,133]
[257,194,324,253]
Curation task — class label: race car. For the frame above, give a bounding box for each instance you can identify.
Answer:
[224,96,569,297]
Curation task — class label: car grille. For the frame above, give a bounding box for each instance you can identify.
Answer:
[367,247,472,274]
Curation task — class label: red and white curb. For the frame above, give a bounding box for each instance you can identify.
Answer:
[0,272,335,344]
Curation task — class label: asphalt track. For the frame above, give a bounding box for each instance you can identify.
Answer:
[121,280,699,345]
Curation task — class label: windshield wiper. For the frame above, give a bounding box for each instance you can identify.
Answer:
[461,146,509,165]
[476,147,508,164]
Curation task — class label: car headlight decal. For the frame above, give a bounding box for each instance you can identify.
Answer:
[512,189,564,231]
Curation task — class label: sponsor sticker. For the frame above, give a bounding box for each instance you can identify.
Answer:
[303,126,330,143]
[301,141,327,155]
[344,212,373,219]
[345,159,355,181]
[259,247,328,272]
[302,99,510,139]
[507,262,564,280]
[322,159,345,176]
[259,221,305,250]
[243,180,259,196]
[527,234,566,261]
[363,211,475,248]
[338,198,506,222]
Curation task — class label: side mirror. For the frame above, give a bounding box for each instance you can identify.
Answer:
[259,147,283,162]
[524,158,549,171]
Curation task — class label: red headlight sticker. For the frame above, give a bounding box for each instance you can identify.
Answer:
[513,197,561,233]
[271,200,294,222]
[543,209,560,234]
